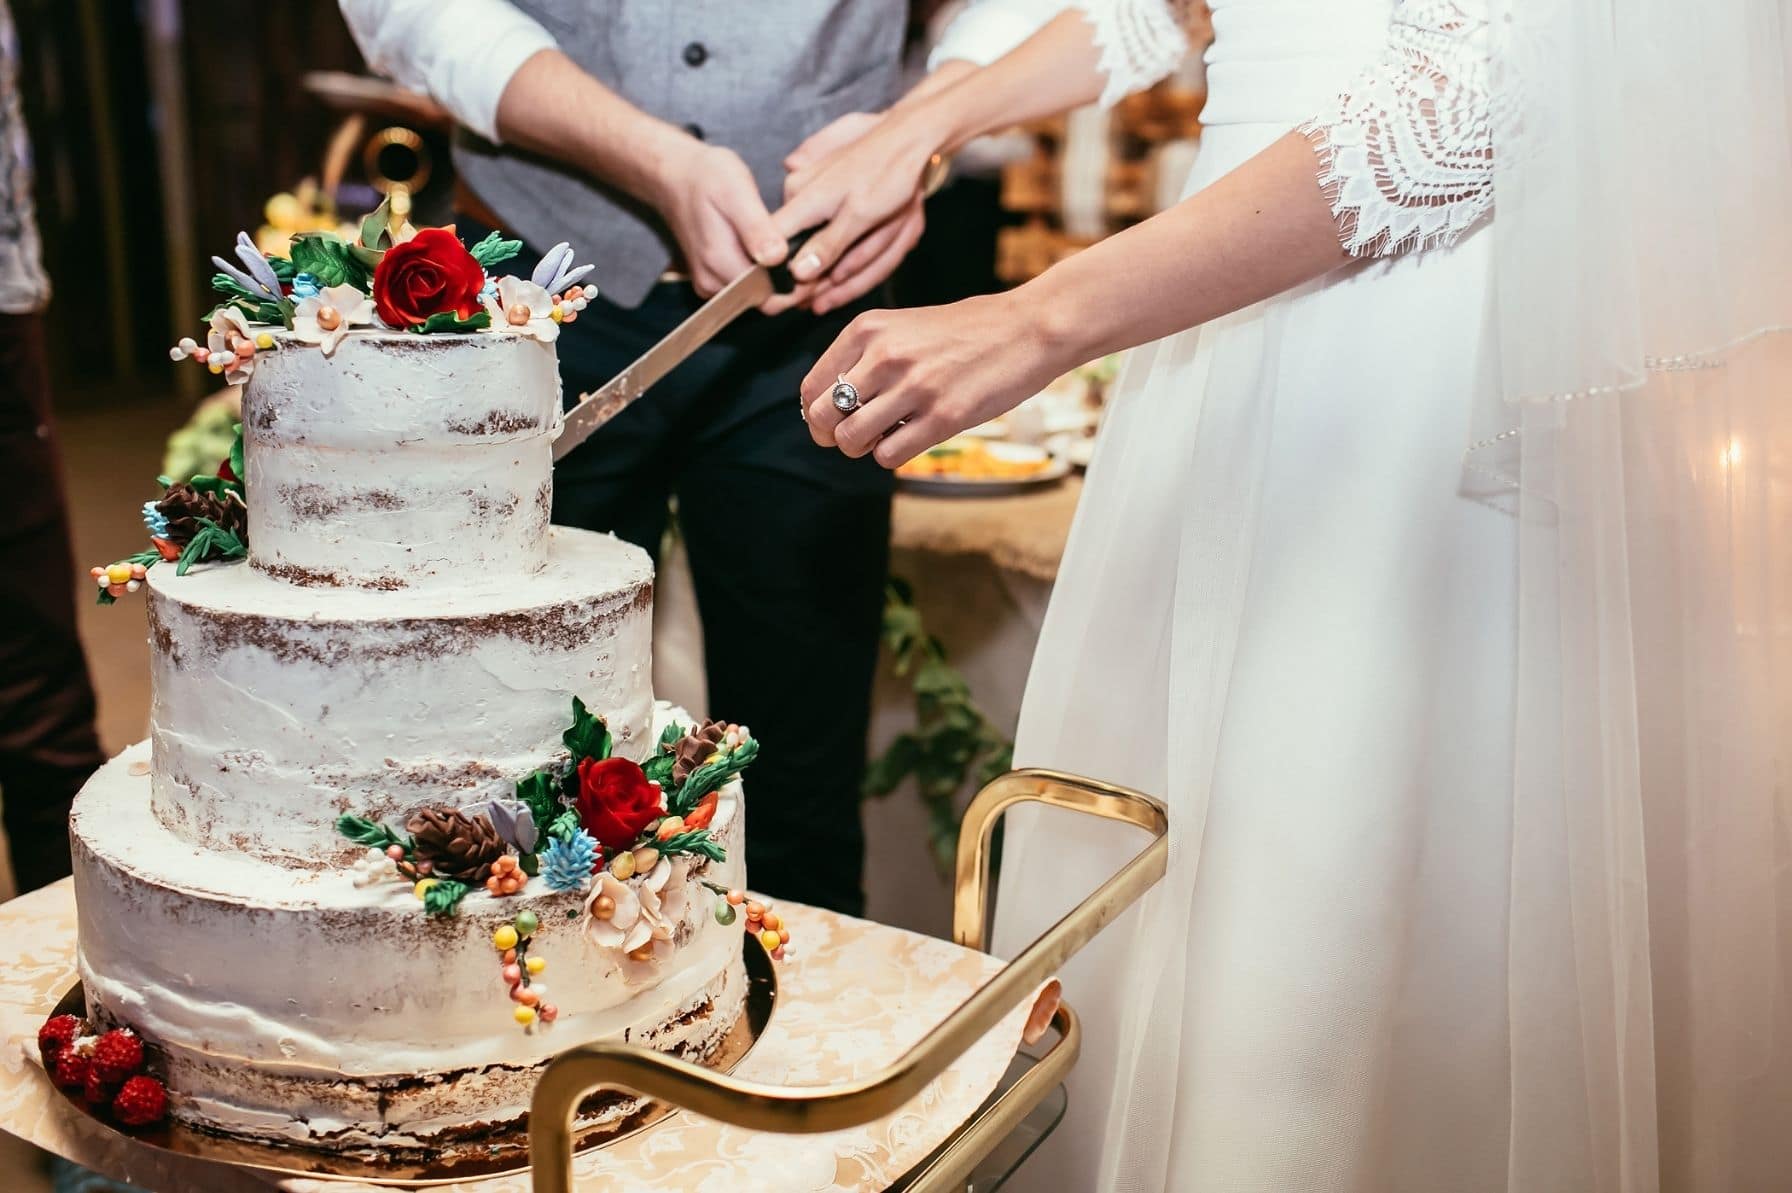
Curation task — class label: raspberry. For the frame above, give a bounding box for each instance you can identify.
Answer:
[50,1048,90,1091]
[111,1075,168,1127]
[83,1065,118,1107]
[37,1014,83,1065]
[90,1028,145,1083]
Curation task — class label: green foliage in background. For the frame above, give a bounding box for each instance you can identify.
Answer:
[161,399,241,485]
[864,579,1014,876]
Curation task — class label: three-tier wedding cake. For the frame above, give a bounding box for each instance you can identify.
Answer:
[57,212,772,1155]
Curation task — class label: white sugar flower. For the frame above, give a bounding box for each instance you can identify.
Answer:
[484,276,559,342]
[291,283,375,356]
[583,870,645,950]
[632,856,690,965]
[206,305,268,384]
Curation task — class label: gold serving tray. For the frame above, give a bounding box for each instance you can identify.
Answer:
[44,932,777,1187]
[531,769,1169,1193]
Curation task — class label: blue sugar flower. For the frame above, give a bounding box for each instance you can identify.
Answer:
[291,272,322,300]
[540,829,599,893]
[142,501,169,538]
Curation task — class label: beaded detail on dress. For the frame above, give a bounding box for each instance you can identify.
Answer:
[1297,0,1494,257]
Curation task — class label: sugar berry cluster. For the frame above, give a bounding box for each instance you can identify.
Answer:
[711,887,792,962]
[38,1014,168,1127]
[491,909,559,1030]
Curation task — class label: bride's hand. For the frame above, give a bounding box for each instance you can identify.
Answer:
[775,112,928,315]
[775,107,945,290]
[799,292,1067,468]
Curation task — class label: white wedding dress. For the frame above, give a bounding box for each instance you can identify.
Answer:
[990,2,1518,1189]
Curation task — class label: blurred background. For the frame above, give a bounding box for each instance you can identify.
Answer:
[1,0,1210,916]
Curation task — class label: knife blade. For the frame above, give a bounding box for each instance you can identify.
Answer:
[554,154,950,461]
[552,231,810,461]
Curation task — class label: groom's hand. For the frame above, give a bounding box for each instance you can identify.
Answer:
[646,135,792,303]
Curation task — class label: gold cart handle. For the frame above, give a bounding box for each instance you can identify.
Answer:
[529,768,1168,1192]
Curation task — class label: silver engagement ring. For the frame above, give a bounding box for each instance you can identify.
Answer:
[831,375,861,414]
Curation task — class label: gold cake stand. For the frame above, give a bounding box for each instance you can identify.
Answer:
[0,770,1165,1191]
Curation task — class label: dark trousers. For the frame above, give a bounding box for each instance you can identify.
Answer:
[0,313,105,893]
[463,226,892,914]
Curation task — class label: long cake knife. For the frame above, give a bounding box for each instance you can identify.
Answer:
[554,156,948,460]
[552,231,812,461]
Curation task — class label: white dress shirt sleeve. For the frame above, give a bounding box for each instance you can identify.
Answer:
[928,0,1068,71]
[339,0,558,143]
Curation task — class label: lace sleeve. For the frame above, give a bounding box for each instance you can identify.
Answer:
[1072,0,1199,108]
[1298,0,1493,258]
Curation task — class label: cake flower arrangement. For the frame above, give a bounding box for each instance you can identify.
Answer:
[90,201,597,599]
[337,698,778,1030]
[169,195,599,377]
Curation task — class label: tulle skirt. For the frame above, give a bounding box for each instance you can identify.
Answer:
[990,120,1520,1192]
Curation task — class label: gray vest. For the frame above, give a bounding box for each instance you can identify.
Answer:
[455,1,906,308]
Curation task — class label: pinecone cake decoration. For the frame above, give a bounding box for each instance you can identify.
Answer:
[155,482,248,544]
[671,721,728,785]
[407,807,507,884]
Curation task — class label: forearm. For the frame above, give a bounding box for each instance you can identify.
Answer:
[905,11,1106,155]
[493,48,693,207]
[1023,131,1351,366]
[895,60,977,110]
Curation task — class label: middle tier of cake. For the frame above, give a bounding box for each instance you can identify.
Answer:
[147,526,655,865]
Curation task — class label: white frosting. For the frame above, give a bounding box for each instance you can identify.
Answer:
[73,737,749,1148]
[242,332,562,588]
[146,528,655,863]
[70,331,759,1155]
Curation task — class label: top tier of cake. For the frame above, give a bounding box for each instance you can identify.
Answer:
[243,332,561,590]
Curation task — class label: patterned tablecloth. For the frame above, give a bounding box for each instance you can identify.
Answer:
[0,880,1027,1192]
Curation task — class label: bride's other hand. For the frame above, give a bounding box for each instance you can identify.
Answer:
[799,293,1067,469]
[783,111,884,176]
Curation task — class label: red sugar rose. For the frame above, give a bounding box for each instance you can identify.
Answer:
[372,228,485,329]
[575,756,664,852]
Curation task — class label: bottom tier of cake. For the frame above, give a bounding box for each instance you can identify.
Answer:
[68,739,749,1155]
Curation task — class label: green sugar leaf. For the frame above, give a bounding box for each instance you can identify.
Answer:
[655,830,725,864]
[642,752,676,789]
[336,814,405,851]
[468,230,523,269]
[667,737,757,818]
[288,232,361,288]
[228,424,245,489]
[546,808,582,844]
[359,196,395,252]
[173,518,247,576]
[563,696,612,763]
[515,768,563,829]
[423,878,471,917]
[409,310,491,334]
